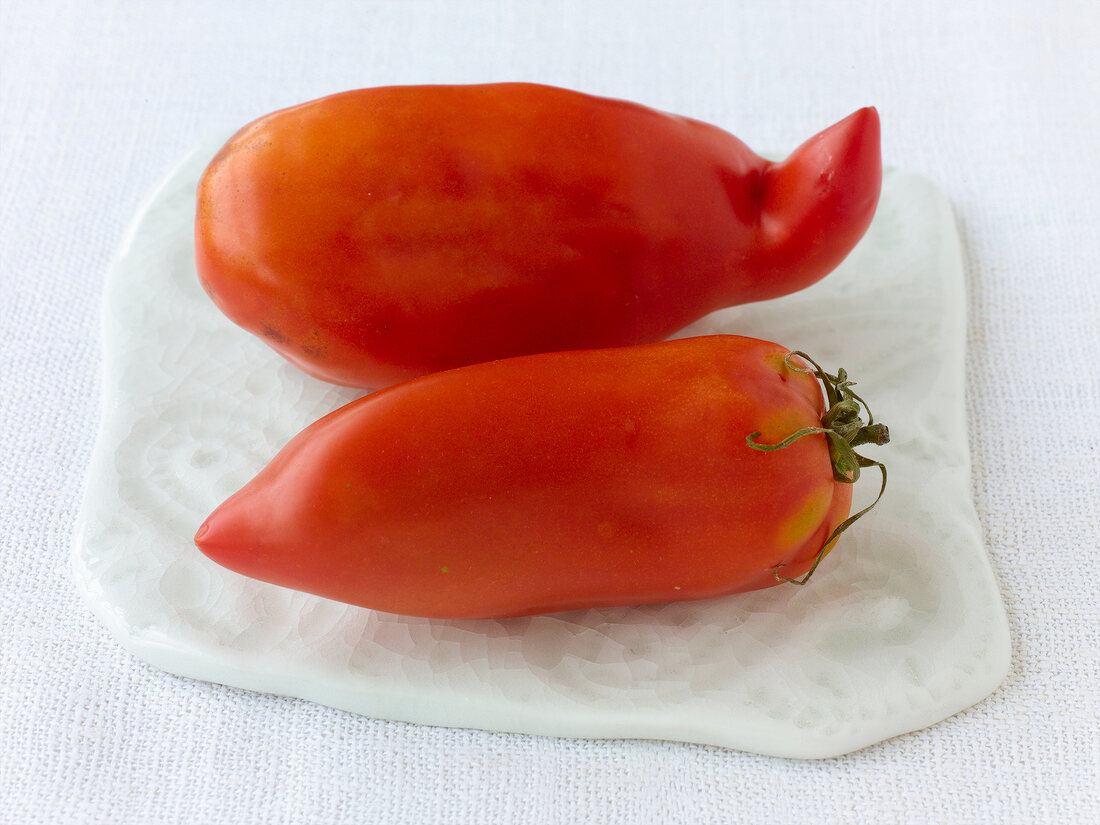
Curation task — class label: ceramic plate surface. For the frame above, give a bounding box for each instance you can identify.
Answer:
[73,135,1010,758]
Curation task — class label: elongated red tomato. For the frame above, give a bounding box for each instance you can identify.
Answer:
[195,336,888,619]
[195,84,881,388]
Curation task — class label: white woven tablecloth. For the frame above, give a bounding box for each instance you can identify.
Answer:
[2,1,1097,823]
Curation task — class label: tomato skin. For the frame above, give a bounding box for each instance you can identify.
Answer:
[195,335,854,619]
[195,84,881,388]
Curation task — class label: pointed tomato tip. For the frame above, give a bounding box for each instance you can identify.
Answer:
[193,498,277,582]
[194,511,231,563]
[854,105,880,135]
[194,515,217,556]
[827,106,880,146]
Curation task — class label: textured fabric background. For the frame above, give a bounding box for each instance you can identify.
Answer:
[2,1,1097,823]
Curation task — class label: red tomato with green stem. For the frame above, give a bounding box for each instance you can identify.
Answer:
[195,335,888,619]
[195,84,881,388]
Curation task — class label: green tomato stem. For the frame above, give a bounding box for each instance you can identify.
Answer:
[745,350,890,586]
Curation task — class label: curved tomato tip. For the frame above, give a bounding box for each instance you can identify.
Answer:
[753,106,882,301]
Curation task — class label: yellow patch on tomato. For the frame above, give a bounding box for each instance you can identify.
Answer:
[776,486,833,550]
[755,409,815,445]
[764,350,794,377]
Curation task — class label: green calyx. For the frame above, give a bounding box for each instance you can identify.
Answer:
[745,351,890,586]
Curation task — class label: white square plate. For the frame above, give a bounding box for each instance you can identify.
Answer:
[73,135,1009,758]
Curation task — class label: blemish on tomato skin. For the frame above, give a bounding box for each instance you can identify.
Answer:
[262,325,290,344]
[763,350,792,379]
[299,328,329,360]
